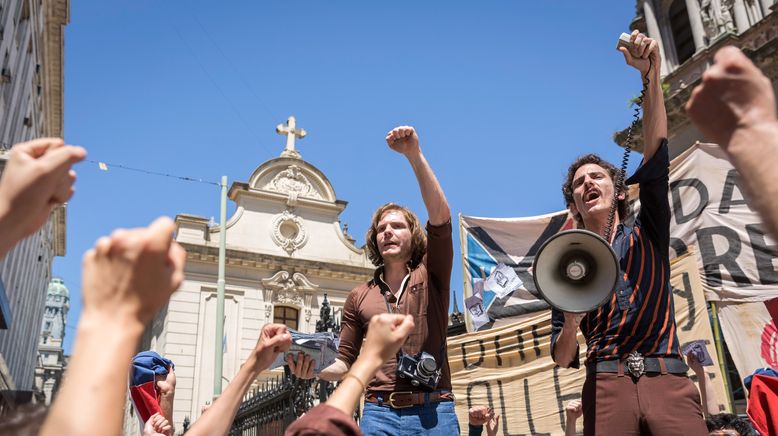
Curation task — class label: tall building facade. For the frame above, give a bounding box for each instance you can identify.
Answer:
[33,278,69,405]
[0,0,70,407]
[133,117,374,432]
[617,0,777,157]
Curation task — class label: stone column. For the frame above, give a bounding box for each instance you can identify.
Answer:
[644,0,671,75]
[759,0,774,15]
[732,0,750,32]
[685,0,708,50]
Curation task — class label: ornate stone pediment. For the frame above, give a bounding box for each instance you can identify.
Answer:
[261,270,319,308]
[262,164,323,201]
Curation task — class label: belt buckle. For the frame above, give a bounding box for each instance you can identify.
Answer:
[625,351,645,379]
[388,391,414,409]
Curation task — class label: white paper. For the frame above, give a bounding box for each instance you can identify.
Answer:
[270,329,339,374]
[466,293,490,330]
[484,263,523,299]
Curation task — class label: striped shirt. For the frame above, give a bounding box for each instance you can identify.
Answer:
[550,141,681,367]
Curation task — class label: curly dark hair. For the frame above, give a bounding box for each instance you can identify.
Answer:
[562,153,630,227]
[706,413,758,436]
[365,203,427,268]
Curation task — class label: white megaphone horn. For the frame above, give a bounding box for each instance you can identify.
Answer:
[532,229,619,313]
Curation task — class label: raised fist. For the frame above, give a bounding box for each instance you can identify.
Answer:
[385,126,420,156]
[685,46,776,148]
[619,29,660,78]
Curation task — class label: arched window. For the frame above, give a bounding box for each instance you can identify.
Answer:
[669,0,695,64]
[273,306,299,330]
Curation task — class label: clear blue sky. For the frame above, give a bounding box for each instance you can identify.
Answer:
[59,1,646,353]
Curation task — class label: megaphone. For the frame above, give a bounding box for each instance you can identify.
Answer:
[532,229,619,313]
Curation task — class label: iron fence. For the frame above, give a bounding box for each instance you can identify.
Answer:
[229,373,314,436]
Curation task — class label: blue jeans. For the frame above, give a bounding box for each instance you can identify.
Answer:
[360,395,459,436]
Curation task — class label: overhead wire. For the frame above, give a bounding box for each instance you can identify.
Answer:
[2,140,222,187]
[187,9,277,122]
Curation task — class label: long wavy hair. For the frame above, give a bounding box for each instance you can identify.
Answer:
[562,154,630,227]
[365,203,427,268]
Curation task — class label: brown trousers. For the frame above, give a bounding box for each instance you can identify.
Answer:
[582,371,708,435]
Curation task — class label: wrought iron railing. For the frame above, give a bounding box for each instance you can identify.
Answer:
[229,373,314,436]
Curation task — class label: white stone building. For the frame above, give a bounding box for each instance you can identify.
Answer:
[138,117,374,431]
[0,0,69,407]
[617,0,777,157]
[33,277,69,405]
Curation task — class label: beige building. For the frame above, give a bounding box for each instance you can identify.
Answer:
[0,0,69,408]
[617,0,777,157]
[135,117,374,432]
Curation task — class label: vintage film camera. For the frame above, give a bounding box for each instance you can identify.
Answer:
[396,351,441,391]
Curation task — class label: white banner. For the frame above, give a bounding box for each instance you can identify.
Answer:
[717,299,778,390]
[661,142,778,303]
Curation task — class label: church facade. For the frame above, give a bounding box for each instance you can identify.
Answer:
[139,117,374,431]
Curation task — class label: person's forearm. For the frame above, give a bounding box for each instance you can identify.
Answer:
[159,389,175,431]
[319,358,349,382]
[326,354,381,416]
[641,67,667,162]
[405,150,450,225]
[41,314,144,436]
[0,202,24,259]
[553,324,579,368]
[725,122,778,240]
[695,369,718,417]
[565,418,577,436]
[186,354,261,436]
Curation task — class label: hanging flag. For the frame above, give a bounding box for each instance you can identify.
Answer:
[460,211,574,331]
[129,351,174,429]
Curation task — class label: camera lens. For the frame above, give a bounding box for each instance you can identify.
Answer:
[417,356,437,377]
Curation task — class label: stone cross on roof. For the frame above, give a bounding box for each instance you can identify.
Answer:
[276,116,307,158]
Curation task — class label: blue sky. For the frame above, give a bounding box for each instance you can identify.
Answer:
[59,1,645,353]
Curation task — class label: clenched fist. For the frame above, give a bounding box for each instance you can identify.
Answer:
[385,126,420,156]
[81,217,186,327]
[0,138,85,256]
[363,313,415,363]
[619,29,660,78]
[685,46,776,148]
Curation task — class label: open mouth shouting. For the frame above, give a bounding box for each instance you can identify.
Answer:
[584,188,601,207]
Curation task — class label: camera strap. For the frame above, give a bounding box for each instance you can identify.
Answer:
[380,288,408,358]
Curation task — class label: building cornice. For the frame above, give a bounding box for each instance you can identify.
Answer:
[42,0,69,138]
[180,242,374,282]
[229,182,348,214]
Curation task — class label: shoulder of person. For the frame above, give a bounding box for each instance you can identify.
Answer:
[347,281,374,301]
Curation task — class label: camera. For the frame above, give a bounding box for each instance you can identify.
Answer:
[396,351,441,391]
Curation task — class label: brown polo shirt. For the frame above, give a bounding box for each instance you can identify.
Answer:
[285,404,361,436]
[337,219,453,393]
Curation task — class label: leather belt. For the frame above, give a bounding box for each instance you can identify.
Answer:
[364,391,455,409]
[587,353,688,379]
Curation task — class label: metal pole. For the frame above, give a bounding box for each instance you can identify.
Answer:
[214,175,228,397]
[458,214,472,332]
[710,301,735,411]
